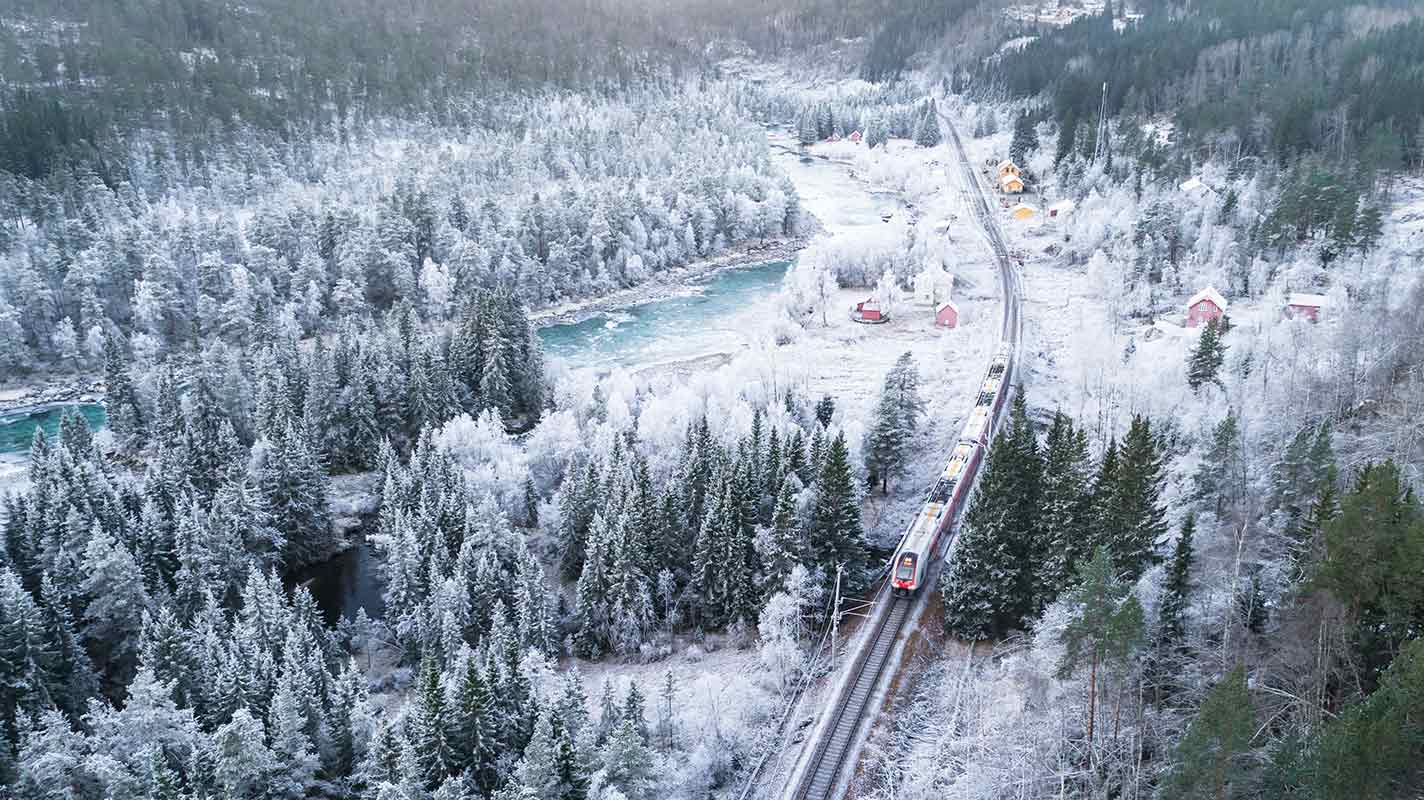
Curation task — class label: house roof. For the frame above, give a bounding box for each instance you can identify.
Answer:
[1047,199,1076,213]
[1010,202,1038,214]
[997,159,1019,171]
[937,300,960,314]
[1179,176,1207,193]
[1288,293,1327,308]
[1000,173,1024,186]
[1187,286,1227,311]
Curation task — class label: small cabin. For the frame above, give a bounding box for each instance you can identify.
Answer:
[996,159,1022,178]
[1009,203,1038,221]
[1286,293,1326,322]
[1186,286,1227,328]
[851,297,887,324]
[936,301,960,329]
[1048,199,1076,218]
[848,130,863,143]
[999,173,1025,194]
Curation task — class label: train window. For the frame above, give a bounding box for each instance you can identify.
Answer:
[927,479,951,504]
[895,555,916,580]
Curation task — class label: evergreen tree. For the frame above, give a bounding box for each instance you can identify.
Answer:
[942,391,1042,636]
[102,333,146,452]
[1102,416,1168,582]
[1157,514,1196,654]
[913,101,943,147]
[807,433,868,597]
[259,424,333,569]
[1194,412,1242,516]
[1009,112,1039,165]
[408,657,453,789]
[1162,665,1255,800]
[1056,547,1146,749]
[599,717,655,800]
[1036,413,1091,605]
[1187,318,1227,391]
[863,380,907,494]
[1310,460,1424,688]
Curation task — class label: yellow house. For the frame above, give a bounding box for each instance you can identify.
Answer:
[996,159,1022,178]
[999,173,1025,194]
[1009,202,1038,220]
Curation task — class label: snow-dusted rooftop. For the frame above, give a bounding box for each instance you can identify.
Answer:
[1179,176,1207,193]
[1287,293,1327,308]
[937,300,959,313]
[1187,286,1227,310]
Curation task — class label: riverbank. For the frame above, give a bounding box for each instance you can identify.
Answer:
[0,378,105,417]
[528,231,816,329]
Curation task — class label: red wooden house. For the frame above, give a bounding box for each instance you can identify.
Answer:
[1286,293,1326,322]
[1185,286,1227,328]
[935,300,959,329]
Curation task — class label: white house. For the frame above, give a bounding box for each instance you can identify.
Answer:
[913,265,954,306]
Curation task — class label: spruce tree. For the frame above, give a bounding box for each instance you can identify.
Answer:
[1187,318,1227,391]
[863,380,907,494]
[1036,413,1091,606]
[1157,514,1196,653]
[941,423,1031,639]
[1105,416,1168,582]
[913,101,943,147]
[599,717,655,800]
[808,433,868,597]
[1009,112,1039,165]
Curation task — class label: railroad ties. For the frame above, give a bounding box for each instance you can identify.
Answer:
[792,595,914,800]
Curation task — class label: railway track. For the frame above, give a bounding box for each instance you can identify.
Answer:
[785,107,1023,800]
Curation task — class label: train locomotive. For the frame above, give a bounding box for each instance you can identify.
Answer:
[889,346,1012,596]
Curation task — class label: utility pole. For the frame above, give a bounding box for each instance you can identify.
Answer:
[831,562,843,671]
[1092,81,1109,164]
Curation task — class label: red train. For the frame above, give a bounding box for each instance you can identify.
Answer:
[890,345,1012,595]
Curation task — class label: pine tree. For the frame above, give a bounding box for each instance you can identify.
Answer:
[1187,318,1227,391]
[269,671,320,799]
[255,422,332,568]
[1056,547,1146,749]
[1162,665,1255,800]
[942,426,1028,639]
[509,706,558,791]
[761,480,805,597]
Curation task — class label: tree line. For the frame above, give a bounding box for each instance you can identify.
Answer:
[0,83,799,374]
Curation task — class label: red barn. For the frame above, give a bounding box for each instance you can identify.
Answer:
[936,300,959,329]
[851,298,886,323]
[1286,293,1326,322]
[1186,286,1227,328]
[848,130,863,143]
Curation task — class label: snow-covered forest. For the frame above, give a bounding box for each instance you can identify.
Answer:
[3,0,1424,799]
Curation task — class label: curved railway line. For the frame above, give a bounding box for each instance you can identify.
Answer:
[785,107,1024,800]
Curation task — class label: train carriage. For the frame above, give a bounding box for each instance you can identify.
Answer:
[889,442,983,595]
